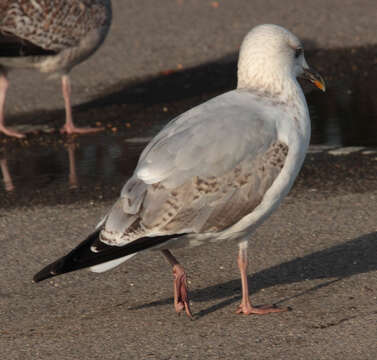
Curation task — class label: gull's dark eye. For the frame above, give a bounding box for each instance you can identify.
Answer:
[295,48,303,58]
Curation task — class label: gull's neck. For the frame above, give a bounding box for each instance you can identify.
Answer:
[238,72,310,144]
[237,71,299,102]
[239,75,308,119]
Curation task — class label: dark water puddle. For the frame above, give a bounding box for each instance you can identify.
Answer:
[0,46,376,206]
[0,135,148,207]
[308,79,376,146]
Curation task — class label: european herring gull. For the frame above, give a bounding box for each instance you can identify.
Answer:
[34,24,325,318]
[0,0,112,138]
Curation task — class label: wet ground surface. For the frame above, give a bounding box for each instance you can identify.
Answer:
[1,135,377,209]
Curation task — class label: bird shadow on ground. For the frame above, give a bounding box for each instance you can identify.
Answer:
[5,43,377,145]
[129,231,377,318]
[6,52,238,130]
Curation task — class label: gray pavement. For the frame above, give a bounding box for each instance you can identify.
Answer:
[0,174,376,359]
[1,1,377,359]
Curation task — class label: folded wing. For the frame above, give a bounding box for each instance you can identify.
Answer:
[101,90,288,246]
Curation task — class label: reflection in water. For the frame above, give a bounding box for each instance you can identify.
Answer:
[0,135,145,196]
[0,158,14,191]
[308,76,376,146]
[67,141,78,189]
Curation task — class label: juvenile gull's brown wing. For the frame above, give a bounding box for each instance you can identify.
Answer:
[0,0,111,52]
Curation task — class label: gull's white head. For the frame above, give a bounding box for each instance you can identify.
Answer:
[237,24,325,95]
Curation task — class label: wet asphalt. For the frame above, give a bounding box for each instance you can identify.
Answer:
[1,1,377,359]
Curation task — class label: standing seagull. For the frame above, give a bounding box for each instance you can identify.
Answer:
[0,0,112,138]
[34,25,325,317]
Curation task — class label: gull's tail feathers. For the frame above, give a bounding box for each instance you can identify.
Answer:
[33,230,183,283]
[90,254,136,273]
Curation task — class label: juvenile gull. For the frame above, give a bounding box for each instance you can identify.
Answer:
[34,24,325,317]
[0,0,112,138]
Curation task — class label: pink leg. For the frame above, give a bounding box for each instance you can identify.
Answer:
[59,75,104,135]
[0,74,25,138]
[0,158,15,191]
[161,249,193,318]
[236,240,288,315]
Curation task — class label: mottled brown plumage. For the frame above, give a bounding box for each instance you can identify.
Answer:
[0,0,112,138]
[106,141,289,242]
[1,0,110,54]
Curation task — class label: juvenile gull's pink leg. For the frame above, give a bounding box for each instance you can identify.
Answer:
[0,74,25,139]
[236,240,288,315]
[161,249,193,318]
[59,75,104,135]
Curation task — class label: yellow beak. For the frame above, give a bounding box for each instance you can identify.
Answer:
[301,68,326,92]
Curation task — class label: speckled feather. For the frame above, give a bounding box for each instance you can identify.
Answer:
[99,89,293,246]
[0,0,111,52]
[144,141,288,234]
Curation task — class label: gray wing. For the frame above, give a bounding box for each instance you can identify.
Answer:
[101,90,289,246]
[0,0,111,52]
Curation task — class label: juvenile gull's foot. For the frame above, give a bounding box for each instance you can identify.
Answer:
[0,125,25,139]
